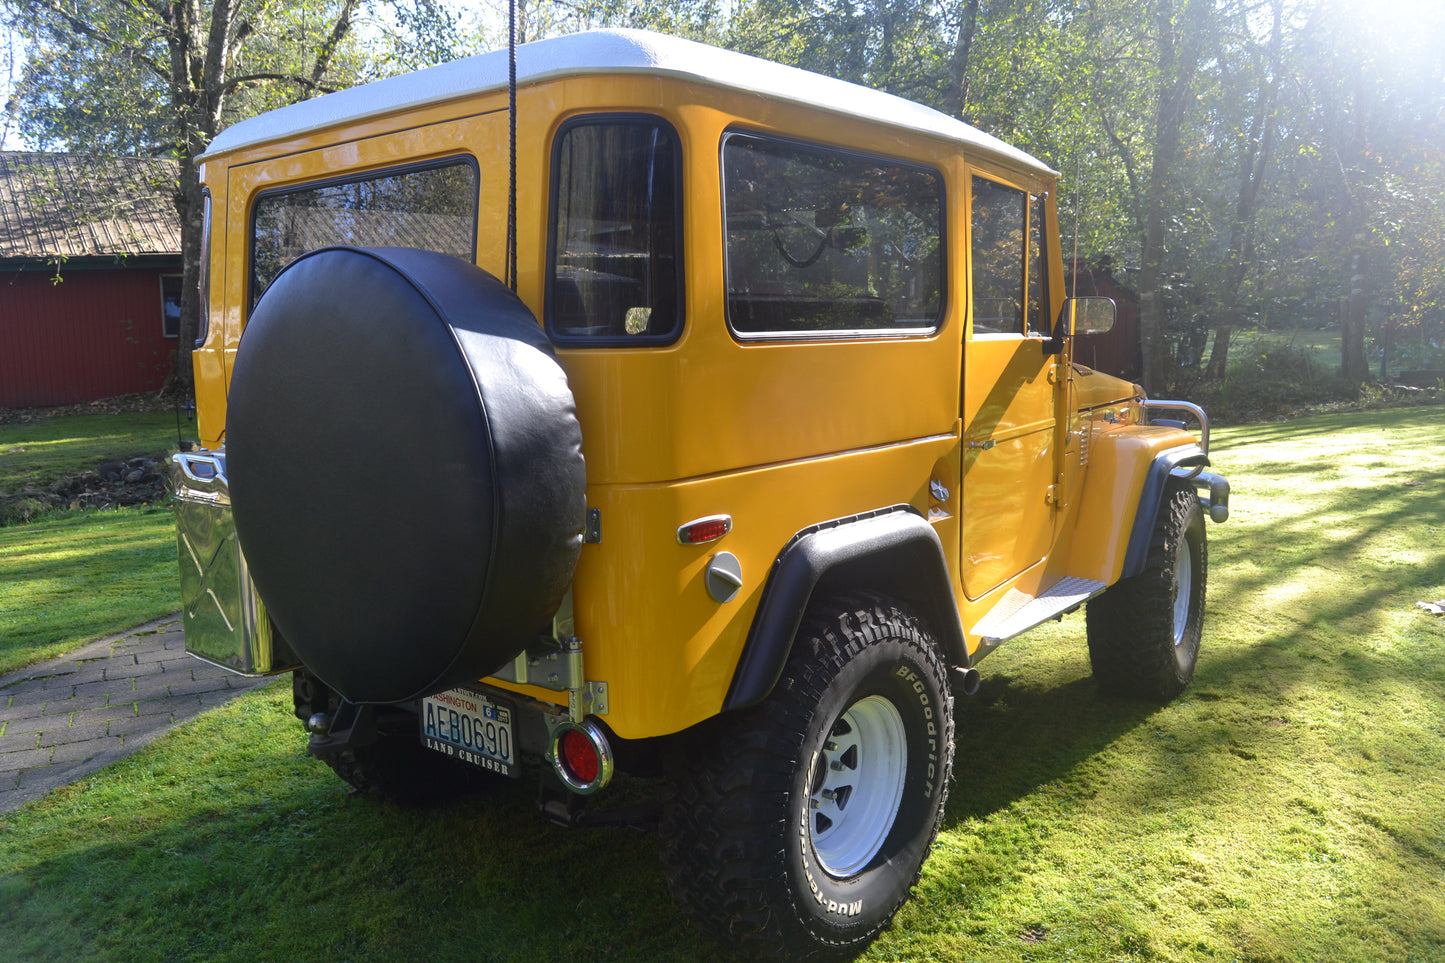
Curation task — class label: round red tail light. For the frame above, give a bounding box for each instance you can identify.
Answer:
[560,728,600,783]
[549,719,614,794]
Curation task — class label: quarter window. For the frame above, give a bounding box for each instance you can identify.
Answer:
[547,117,683,343]
[250,160,478,310]
[722,134,943,338]
[1028,193,1049,335]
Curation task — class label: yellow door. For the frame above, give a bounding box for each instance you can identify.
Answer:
[960,176,1059,600]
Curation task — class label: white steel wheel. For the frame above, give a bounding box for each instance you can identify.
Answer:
[1172,535,1194,646]
[659,595,955,961]
[809,694,908,877]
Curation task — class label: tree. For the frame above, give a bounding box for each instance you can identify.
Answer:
[4,0,463,393]
[1258,0,1445,383]
[1128,0,1216,392]
[1201,0,1286,379]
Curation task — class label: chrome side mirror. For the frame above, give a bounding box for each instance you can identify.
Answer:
[1069,296,1117,336]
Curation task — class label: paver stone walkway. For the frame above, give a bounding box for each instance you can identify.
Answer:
[0,614,275,813]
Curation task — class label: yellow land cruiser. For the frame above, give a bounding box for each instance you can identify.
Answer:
[171,27,1230,960]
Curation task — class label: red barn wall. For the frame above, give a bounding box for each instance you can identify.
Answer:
[0,267,177,407]
[1070,275,1142,381]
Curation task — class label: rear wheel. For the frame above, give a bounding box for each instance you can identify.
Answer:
[1087,485,1207,700]
[660,596,954,960]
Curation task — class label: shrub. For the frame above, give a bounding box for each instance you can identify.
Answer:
[1193,341,1357,421]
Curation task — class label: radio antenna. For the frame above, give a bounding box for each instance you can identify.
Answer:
[505,0,518,292]
[1070,151,1082,300]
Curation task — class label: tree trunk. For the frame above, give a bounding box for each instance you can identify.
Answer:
[173,154,210,397]
[1341,241,1371,382]
[943,0,981,119]
[1204,0,1282,381]
[1136,0,1212,394]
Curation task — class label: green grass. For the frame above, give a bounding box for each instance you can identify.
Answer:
[0,412,182,494]
[0,506,179,675]
[0,411,183,674]
[2,405,1443,962]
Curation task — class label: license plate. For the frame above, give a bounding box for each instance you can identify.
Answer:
[419,687,516,777]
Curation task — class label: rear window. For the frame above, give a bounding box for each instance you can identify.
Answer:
[722,133,944,338]
[250,159,478,310]
[546,116,683,344]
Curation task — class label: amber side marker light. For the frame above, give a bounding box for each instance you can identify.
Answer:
[678,514,733,545]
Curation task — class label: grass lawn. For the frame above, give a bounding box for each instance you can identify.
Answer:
[1,405,1443,962]
[0,506,179,676]
[0,412,183,493]
[0,410,183,675]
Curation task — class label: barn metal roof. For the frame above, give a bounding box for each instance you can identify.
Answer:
[0,152,181,261]
[205,29,1056,177]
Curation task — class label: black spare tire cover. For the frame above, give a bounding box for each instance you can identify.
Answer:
[227,246,585,705]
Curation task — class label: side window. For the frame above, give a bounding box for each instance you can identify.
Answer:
[250,160,478,311]
[547,117,682,344]
[1028,193,1049,335]
[970,176,1026,334]
[722,133,943,338]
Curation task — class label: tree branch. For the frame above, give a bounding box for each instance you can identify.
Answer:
[25,0,169,81]
[308,0,361,91]
[1099,109,1146,240]
[222,72,340,95]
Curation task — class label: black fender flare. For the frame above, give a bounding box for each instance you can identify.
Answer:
[722,505,968,712]
[1121,444,1211,579]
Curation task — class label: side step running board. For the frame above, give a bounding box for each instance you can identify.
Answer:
[969,576,1107,645]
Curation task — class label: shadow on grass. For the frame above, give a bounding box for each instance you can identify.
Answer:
[931,418,1445,918]
[1213,404,1445,451]
[0,757,724,963]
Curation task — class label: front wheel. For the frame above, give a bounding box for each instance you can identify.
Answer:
[660,596,954,960]
[1087,485,1207,700]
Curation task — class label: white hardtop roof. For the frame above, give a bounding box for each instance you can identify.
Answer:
[204,29,1055,176]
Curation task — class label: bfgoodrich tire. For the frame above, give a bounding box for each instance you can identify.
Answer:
[660,596,954,960]
[1087,485,1207,701]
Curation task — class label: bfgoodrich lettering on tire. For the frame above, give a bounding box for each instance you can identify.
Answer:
[1086,485,1207,701]
[660,595,954,960]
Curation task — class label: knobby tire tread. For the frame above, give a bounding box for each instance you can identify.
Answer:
[659,594,953,960]
[1087,486,1206,701]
